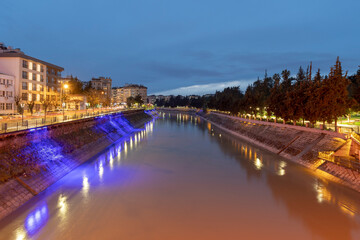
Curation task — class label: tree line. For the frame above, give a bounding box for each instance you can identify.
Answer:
[156,57,360,131]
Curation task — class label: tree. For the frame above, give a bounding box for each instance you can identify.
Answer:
[68,75,84,94]
[51,100,60,111]
[85,89,100,110]
[26,100,35,115]
[267,73,281,120]
[320,57,354,131]
[276,69,292,122]
[305,69,323,124]
[14,96,24,123]
[41,99,52,121]
[127,96,135,108]
[134,95,144,105]
[348,66,360,111]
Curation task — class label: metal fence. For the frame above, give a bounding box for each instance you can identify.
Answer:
[0,109,129,134]
[319,151,360,172]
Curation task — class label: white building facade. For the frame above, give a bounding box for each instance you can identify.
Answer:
[0,73,15,114]
[0,43,64,113]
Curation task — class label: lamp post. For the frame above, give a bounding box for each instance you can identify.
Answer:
[61,83,69,121]
[20,102,25,125]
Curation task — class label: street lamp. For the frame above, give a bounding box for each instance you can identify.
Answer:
[61,83,69,121]
[20,102,25,124]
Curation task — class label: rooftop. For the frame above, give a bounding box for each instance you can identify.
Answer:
[0,43,64,70]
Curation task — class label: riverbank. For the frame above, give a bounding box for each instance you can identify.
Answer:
[158,108,360,192]
[198,111,360,192]
[0,109,154,221]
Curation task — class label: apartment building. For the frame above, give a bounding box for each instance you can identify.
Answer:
[147,95,156,105]
[0,73,15,114]
[112,87,123,105]
[90,77,112,97]
[0,43,64,113]
[112,84,147,105]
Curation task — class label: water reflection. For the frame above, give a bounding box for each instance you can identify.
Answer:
[160,111,360,240]
[2,113,360,239]
[24,204,49,236]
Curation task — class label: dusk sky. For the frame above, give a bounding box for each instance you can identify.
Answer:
[1,0,359,95]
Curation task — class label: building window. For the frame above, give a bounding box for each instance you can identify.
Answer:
[40,85,44,91]
[0,103,4,110]
[32,63,37,70]
[22,82,28,90]
[32,94,36,101]
[40,94,44,101]
[32,84,36,91]
[22,60,28,68]
[46,95,50,101]
[22,93,28,101]
[6,103,12,110]
[22,71,28,79]
[32,73,36,81]
[40,65,44,72]
[40,75,44,82]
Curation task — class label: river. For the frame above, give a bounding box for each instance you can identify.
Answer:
[0,113,360,240]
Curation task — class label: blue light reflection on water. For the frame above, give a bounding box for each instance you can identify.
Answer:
[20,116,155,238]
[24,203,49,236]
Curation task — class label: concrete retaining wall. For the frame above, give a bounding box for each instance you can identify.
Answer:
[199,112,360,192]
[0,109,153,221]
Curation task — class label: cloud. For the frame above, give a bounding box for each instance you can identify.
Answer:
[151,79,253,96]
[142,62,222,79]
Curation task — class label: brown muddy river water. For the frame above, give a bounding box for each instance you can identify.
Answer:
[0,113,360,240]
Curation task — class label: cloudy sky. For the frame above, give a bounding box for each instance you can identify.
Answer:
[1,0,360,95]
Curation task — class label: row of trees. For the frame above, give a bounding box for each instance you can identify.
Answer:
[155,95,206,109]
[156,58,360,131]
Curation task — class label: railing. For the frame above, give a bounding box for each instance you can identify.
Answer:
[351,131,360,144]
[0,108,143,135]
[318,150,360,172]
[318,151,335,162]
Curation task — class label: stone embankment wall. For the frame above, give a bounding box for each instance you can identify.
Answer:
[200,112,360,192]
[0,110,153,221]
[156,107,198,114]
